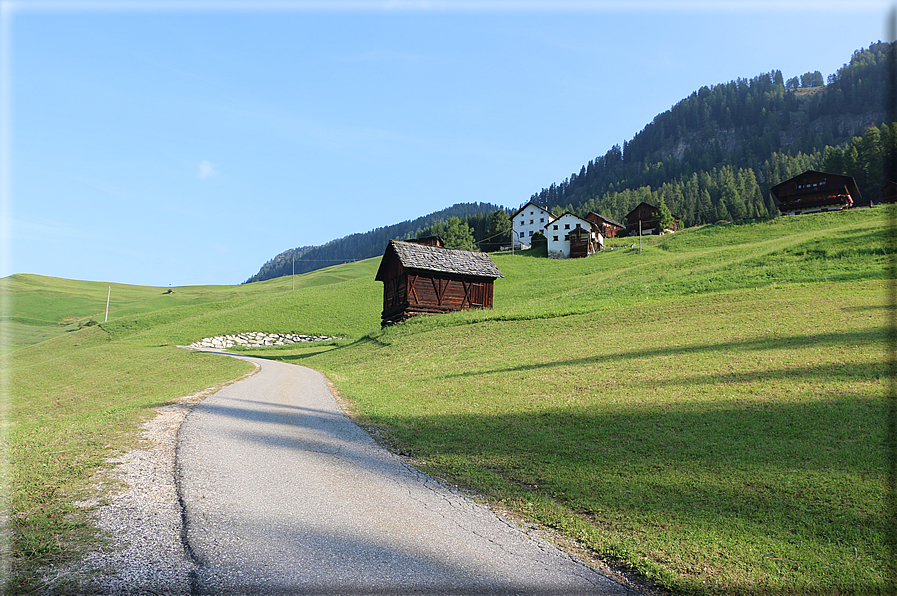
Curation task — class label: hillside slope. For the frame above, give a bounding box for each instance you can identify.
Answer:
[5,207,891,594]
[298,207,890,595]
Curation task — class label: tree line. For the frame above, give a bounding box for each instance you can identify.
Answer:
[244,202,502,283]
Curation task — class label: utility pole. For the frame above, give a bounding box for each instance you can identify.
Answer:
[292,255,295,291]
[639,220,642,254]
[104,286,111,322]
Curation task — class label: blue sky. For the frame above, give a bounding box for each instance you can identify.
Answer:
[1,0,892,286]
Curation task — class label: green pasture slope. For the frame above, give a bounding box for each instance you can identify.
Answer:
[2,207,892,594]
[1,261,382,593]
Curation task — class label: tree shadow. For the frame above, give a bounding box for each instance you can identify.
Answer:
[438,328,884,380]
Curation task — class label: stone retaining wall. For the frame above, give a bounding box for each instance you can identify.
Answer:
[189,332,342,350]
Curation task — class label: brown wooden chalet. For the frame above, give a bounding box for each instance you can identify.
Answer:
[625,202,679,235]
[770,170,861,215]
[375,240,504,326]
[585,212,624,238]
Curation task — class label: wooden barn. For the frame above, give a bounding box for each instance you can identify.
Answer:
[770,170,861,215]
[625,202,679,235]
[375,239,504,326]
[585,212,625,238]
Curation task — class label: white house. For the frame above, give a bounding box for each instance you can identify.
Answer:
[545,212,603,259]
[511,202,555,248]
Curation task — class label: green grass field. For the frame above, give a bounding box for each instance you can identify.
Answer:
[2,207,892,594]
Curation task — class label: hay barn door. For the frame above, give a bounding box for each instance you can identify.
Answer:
[467,282,486,308]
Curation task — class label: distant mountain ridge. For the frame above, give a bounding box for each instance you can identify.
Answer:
[244,202,503,283]
[247,42,891,283]
[524,41,891,227]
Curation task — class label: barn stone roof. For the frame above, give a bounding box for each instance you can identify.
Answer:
[376,240,504,281]
[587,212,624,229]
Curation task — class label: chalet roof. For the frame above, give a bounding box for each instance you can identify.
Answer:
[511,201,553,220]
[587,212,624,228]
[544,211,593,230]
[375,240,504,281]
[770,170,862,200]
[626,202,658,218]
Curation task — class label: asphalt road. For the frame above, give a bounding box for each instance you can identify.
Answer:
[177,353,631,595]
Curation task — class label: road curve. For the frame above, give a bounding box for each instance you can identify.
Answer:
[177,352,630,595]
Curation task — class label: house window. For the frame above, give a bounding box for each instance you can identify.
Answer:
[553,236,558,241]
[565,224,570,230]
[540,218,544,223]
[519,232,524,238]
[553,225,558,230]
[530,220,534,224]
[528,230,534,236]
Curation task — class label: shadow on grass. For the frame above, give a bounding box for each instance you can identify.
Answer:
[437,328,885,380]
[375,396,887,594]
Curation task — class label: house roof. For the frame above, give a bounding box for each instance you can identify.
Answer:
[770,170,862,200]
[375,240,504,281]
[587,212,624,228]
[626,202,658,218]
[511,201,552,220]
[543,211,593,230]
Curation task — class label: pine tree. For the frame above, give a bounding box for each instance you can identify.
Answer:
[656,196,675,231]
[442,217,477,250]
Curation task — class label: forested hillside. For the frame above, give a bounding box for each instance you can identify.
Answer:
[527,41,892,227]
[244,202,502,283]
[247,42,892,282]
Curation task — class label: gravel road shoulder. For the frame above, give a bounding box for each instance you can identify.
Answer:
[42,366,259,595]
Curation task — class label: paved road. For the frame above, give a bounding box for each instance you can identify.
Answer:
[177,353,631,595]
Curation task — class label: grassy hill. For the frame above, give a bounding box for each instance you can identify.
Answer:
[3,207,891,594]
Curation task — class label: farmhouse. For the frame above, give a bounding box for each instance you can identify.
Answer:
[375,239,504,326]
[511,202,555,249]
[625,202,679,235]
[545,212,603,259]
[770,170,861,215]
[585,212,625,238]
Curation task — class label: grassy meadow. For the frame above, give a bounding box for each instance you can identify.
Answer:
[2,207,892,594]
